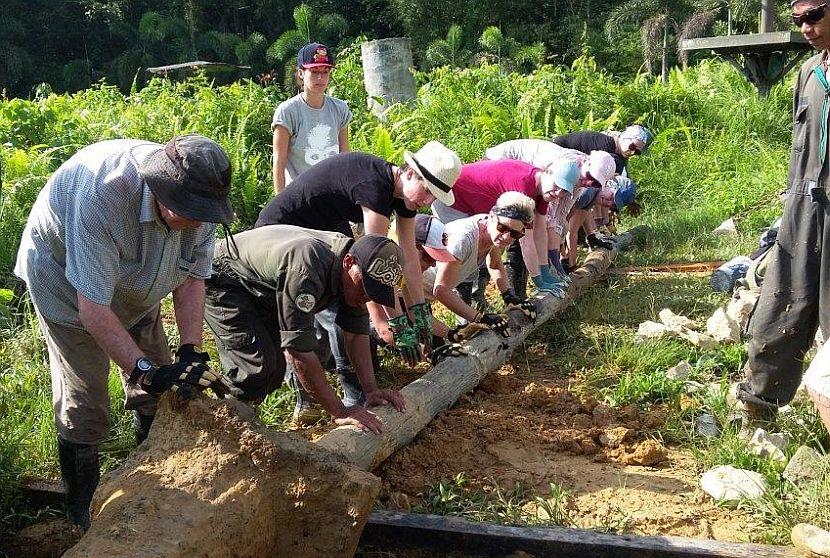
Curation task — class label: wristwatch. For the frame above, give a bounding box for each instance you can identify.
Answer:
[129,357,154,384]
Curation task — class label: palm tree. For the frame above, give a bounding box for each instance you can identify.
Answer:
[606,0,722,82]
[425,25,471,69]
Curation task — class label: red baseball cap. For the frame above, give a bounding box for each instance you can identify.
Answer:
[297,43,335,69]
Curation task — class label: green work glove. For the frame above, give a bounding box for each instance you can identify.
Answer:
[409,302,434,352]
[388,314,423,366]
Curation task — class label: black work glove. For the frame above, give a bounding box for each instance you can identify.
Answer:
[560,258,575,274]
[586,232,614,251]
[501,289,537,321]
[176,344,210,365]
[429,343,468,365]
[134,361,239,399]
[500,289,522,306]
[476,312,510,338]
[447,322,490,343]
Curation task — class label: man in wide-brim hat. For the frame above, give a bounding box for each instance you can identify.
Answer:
[14,133,236,531]
[254,141,461,424]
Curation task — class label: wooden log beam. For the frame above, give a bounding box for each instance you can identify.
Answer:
[315,227,646,470]
[361,510,798,558]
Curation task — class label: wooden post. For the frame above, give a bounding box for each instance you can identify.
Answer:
[316,227,645,470]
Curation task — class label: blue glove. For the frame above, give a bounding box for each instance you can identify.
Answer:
[548,249,567,277]
[531,274,566,298]
[539,264,556,284]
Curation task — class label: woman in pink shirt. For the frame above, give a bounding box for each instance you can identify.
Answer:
[432,158,578,297]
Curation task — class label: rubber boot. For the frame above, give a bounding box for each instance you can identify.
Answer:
[734,382,778,441]
[337,367,365,407]
[57,437,100,531]
[505,245,528,299]
[133,411,155,446]
[470,267,491,314]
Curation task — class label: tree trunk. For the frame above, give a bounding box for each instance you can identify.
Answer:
[316,228,646,470]
[661,19,669,83]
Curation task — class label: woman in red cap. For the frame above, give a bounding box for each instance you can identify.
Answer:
[271,43,351,194]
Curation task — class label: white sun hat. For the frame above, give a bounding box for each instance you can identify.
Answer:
[586,150,616,187]
[403,140,462,206]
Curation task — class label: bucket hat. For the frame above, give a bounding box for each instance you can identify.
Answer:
[139,133,234,224]
[403,141,462,206]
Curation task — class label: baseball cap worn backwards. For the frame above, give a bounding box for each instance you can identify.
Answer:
[541,159,579,195]
[139,133,234,225]
[298,43,335,68]
[414,214,456,262]
[609,175,637,210]
[349,234,404,308]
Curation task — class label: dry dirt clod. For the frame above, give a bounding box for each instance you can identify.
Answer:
[599,427,633,449]
[3,518,83,558]
[592,404,615,427]
[621,439,668,466]
[572,413,593,429]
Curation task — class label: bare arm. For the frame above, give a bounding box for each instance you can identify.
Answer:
[519,213,547,276]
[394,215,426,305]
[433,262,478,322]
[77,293,144,371]
[486,247,510,293]
[171,276,206,349]
[533,212,548,266]
[272,125,290,194]
[338,126,349,153]
[342,331,378,394]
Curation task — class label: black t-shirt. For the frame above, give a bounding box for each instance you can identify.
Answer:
[552,131,627,174]
[255,152,416,235]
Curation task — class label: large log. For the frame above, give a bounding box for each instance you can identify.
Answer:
[65,396,379,558]
[316,227,645,470]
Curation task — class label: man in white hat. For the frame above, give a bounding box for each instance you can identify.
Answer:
[255,143,461,421]
[14,133,237,530]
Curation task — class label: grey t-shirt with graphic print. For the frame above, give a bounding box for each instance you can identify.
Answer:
[272,94,352,184]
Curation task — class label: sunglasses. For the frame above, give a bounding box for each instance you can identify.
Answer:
[495,221,525,240]
[793,3,827,26]
[630,145,643,156]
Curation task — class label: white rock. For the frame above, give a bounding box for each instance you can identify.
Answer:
[726,289,758,333]
[713,218,738,236]
[749,428,789,463]
[679,328,719,351]
[706,308,740,343]
[783,446,826,484]
[636,321,669,342]
[700,465,767,502]
[658,308,697,330]
[684,380,705,394]
[666,360,691,380]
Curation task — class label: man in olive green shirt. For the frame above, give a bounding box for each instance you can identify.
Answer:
[204,226,405,432]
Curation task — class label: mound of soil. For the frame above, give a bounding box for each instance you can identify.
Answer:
[375,361,750,541]
[64,395,379,558]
